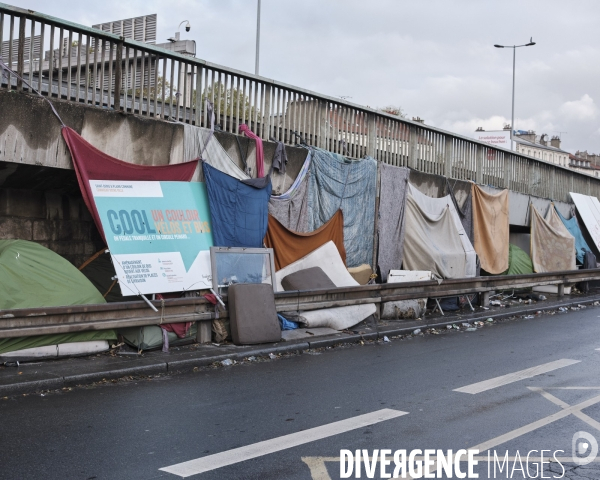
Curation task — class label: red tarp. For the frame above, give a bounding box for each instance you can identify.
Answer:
[61,126,198,240]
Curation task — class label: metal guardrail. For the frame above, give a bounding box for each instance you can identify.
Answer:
[1,268,599,339]
[1,3,599,203]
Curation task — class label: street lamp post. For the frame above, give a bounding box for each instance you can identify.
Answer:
[494,38,536,151]
[255,0,261,75]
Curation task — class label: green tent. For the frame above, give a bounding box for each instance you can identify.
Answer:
[0,239,106,310]
[0,240,115,354]
[502,244,534,276]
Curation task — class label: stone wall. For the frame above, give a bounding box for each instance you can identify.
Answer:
[0,183,103,267]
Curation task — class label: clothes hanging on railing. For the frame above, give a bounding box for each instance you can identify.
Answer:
[272,141,288,174]
[307,147,377,268]
[264,210,346,271]
[202,161,271,248]
[183,124,249,180]
[239,124,265,178]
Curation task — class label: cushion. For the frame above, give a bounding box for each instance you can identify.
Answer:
[228,283,281,345]
[281,267,336,291]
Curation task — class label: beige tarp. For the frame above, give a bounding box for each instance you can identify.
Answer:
[408,184,477,277]
[472,185,510,274]
[530,205,576,272]
[402,193,467,279]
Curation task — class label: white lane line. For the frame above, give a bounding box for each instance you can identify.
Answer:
[453,358,580,394]
[159,408,408,478]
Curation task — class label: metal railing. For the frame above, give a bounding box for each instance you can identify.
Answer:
[1,3,599,203]
[0,268,599,339]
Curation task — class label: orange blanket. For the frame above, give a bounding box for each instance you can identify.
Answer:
[264,210,346,271]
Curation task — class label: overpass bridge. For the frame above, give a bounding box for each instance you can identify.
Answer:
[0,2,598,268]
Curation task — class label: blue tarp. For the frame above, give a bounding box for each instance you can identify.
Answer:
[202,162,272,247]
[307,147,377,268]
[555,206,591,264]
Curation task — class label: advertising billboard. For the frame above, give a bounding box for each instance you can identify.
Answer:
[473,130,511,150]
[90,180,213,295]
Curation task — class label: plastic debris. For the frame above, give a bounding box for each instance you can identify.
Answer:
[452,324,459,329]
[538,295,547,300]
[490,300,502,306]
[578,304,587,309]
[446,325,453,330]
[466,328,477,332]
[524,315,535,319]
[269,353,277,359]
[246,356,256,362]
[536,311,542,315]
[413,329,422,335]
[383,336,391,342]
[486,318,493,322]
[221,359,234,366]
[481,306,489,310]
[461,323,471,327]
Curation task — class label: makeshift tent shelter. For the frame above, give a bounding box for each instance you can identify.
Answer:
[402,193,469,279]
[570,192,600,258]
[555,206,593,264]
[307,147,377,268]
[407,184,477,277]
[183,124,249,180]
[530,205,576,272]
[202,162,272,248]
[61,127,198,241]
[119,324,197,351]
[0,240,106,310]
[502,244,533,276]
[268,152,312,232]
[472,186,510,274]
[0,239,116,355]
[264,210,346,271]
[275,241,376,330]
[377,163,410,282]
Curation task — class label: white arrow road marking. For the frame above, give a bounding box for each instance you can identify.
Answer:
[160,408,408,478]
[453,359,580,394]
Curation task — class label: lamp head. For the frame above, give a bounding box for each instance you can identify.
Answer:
[494,44,504,48]
[526,37,536,46]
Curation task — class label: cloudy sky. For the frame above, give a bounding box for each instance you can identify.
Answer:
[15,0,600,153]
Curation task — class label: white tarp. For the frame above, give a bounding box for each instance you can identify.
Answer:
[275,241,376,330]
[570,192,600,252]
[183,124,250,180]
[407,185,477,277]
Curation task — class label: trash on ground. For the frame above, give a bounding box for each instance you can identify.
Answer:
[221,359,234,366]
[413,329,422,335]
[465,328,477,332]
[268,353,277,359]
[382,336,390,342]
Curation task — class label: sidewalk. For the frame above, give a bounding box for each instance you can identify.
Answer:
[1,292,599,397]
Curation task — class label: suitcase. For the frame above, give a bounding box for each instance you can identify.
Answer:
[228,283,281,345]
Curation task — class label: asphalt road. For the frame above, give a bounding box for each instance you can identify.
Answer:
[2,306,600,480]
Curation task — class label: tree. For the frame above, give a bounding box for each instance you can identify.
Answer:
[194,81,259,118]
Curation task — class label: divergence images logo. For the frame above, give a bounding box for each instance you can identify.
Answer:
[572,431,598,466]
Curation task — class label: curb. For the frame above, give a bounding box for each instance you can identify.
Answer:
[2,295,599,396]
